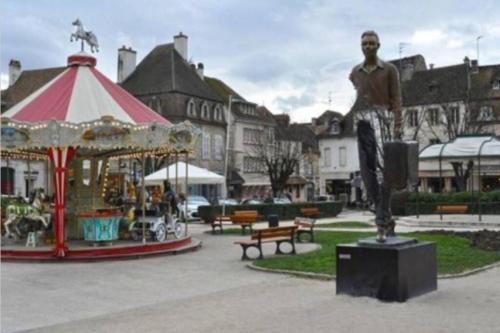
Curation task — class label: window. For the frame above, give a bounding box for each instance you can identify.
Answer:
[339,147,347,167]
[243,157,263,173]
[407,109,418,127]
[214,135,224,160]
[323,147,331,167]
[267,128,274,142]
[493,79,500,90]
[428,81,439,94]
[449,107,460,125]
[187,99,196,117]
[214,105,223,121]
[201,103,210,119]
[243,128,261,144]
[330,120,340,134]
[202,133,210,159]
[304,161,313,176]
[478,106,494,121]
[427,108,440,126]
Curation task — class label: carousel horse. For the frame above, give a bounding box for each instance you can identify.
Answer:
[4,189,49,239]
[70,18,99,53]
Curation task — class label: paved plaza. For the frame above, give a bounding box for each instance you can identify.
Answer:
[2,212,500,333]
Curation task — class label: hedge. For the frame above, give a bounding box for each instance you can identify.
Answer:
[391,190,500,215]
[198,201,343,224]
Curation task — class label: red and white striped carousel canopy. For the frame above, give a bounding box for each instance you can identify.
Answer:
[2,53,170,126]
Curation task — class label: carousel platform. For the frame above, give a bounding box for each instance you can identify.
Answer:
[0,236,201,262]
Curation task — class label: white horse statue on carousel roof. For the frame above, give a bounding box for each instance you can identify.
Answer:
[70,18,99,53]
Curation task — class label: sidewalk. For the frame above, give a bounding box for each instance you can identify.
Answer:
[2,220,500,333]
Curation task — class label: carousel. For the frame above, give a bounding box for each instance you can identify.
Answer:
[1,22,200,260]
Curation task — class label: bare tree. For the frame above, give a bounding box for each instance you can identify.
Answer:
[426,101,486,191]
[252,129,303,197]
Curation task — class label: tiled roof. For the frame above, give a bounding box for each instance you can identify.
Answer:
[401,64,469,106]
[470,65,500,101]
[255,106,277,122]
[276,122,319,153]
[1,67,66,112]
[316,110,356,139]
[204,75,275,122]
[204,76,245,103]
[121,44,222,102]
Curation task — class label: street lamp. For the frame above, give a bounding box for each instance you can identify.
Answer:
[476,35,483,63]
[222,94,243,216]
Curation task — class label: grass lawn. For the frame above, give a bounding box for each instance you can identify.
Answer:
[253,231,500,276]
[318,221,372,228]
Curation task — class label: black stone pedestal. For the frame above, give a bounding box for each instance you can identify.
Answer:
[336,238,437,302]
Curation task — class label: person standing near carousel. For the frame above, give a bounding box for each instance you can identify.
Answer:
[162,181,179,217]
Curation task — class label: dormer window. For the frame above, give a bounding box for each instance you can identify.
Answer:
[201,102,210,119]
[330,119,340,134]
[493,79,500,90]
[428,81,439,94]
[187,99,196,117]
[214,105,223,121]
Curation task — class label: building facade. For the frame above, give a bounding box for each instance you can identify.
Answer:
[120,33,227,200]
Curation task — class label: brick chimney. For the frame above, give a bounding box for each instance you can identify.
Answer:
[117,46,137,83]
[174,32,188,61]
[196,63,204,80]
[274,114,290,127]
[471,59,479,74]
[9,59,21,87]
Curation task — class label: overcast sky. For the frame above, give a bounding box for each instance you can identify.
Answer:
[1,0,499,122]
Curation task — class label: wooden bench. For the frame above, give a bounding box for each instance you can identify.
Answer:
[210,210,263,235]
[436,205,468,214]
[300,207,321,218]
[230,211,263,234]
[294,217,316,243]
[234,226,297,260]
[211,215,233,234]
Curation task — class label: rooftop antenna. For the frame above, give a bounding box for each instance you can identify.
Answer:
[398,42,410,72]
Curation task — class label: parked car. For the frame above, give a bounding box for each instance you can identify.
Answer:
[313,195,335,202]
[241,198,263,205]
[218,198,240,206]
[263,197,292,204]
[177,195,210,220]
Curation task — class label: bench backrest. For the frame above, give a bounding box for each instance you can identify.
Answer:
[234,210,258,216]
[436,205,468,212]
[294,217,315,227]
[231,214,260,223]
[300,207,320,215]
[251,226,297,240]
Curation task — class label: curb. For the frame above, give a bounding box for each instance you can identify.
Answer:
[247,260,500,281]
[246,263,334,281]
[438,261,500,279]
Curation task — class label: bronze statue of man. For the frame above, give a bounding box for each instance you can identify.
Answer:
[349,30,402,242]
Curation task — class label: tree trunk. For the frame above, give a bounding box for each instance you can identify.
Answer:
[450,160,473,192]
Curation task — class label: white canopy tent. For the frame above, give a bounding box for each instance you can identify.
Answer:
[420,136,500,159]
[145,161,225,186]
[418,135,500,222]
